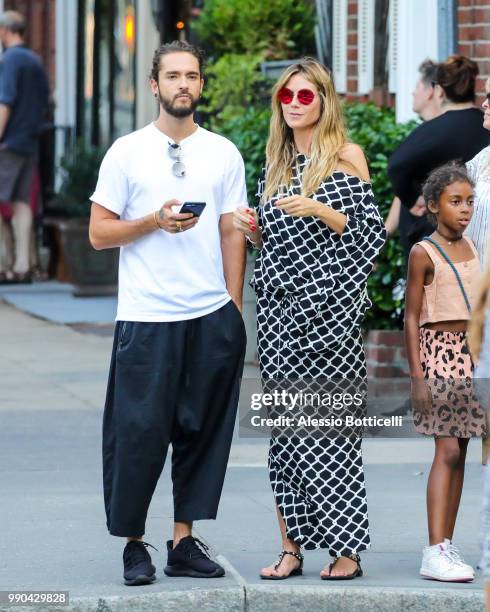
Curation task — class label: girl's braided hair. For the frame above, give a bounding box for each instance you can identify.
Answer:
[422,161,474,225]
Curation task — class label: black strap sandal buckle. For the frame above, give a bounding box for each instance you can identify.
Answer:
[321,553,363,581]
[260,550,304,581]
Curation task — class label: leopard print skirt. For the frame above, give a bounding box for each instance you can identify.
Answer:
[414,328,486,438]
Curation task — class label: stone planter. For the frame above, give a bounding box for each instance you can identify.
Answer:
[48,218,118,297]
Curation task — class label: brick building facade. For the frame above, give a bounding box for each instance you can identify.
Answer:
[5,0,490,125]
[458,0,490,97]
[337,0,490,116]
[346,0,358,97]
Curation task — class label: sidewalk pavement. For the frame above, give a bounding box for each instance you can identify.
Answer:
[0,283,486,611]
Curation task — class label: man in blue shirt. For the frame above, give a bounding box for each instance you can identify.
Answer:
[0,11,49,283]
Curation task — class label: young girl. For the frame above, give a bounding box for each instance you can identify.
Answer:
[405,161,486,582]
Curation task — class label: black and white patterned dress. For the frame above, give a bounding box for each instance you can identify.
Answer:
[250,154,386,554]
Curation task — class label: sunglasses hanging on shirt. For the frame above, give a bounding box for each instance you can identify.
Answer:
[168,142,186,178]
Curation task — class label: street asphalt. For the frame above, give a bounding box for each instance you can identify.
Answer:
[0,289,486,611]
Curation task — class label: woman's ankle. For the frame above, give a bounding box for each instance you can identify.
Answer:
[282,539,300,553]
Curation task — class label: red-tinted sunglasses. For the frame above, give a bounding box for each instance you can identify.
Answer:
[277,87,315,106]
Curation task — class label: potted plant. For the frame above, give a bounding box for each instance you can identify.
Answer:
[47,141,118,297]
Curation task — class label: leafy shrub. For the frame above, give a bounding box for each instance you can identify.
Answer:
[194,0,316,60]
[344,102,417,330]
[201,53,269,131]
[214,105,271,201]
[51,141,106,218]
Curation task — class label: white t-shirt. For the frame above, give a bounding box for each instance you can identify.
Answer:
[90,123,248,321]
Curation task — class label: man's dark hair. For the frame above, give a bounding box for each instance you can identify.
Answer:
[418,59,438,86]
[422,161,474,224]
[0,10,26,36]
[150,41,205,82]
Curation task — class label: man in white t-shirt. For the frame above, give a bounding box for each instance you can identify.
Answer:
[89,41,247,585]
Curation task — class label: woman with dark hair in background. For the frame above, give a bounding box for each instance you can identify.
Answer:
[385,59,443,238]
[388,55,489,264]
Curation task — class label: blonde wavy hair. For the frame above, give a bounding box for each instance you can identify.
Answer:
[262,57,348,202]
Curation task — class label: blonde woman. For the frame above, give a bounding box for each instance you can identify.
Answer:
[233,58,386,579]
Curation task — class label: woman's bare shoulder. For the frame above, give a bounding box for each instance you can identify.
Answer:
[337,143,370,181]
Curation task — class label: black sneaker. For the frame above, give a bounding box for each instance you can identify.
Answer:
[123,541,157,586]
[164,536,225,578]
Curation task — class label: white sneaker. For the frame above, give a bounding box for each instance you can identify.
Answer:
[420,542,474,582]
[444,539,475,576]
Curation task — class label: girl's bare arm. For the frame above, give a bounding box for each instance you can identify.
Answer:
[404,245,430,378]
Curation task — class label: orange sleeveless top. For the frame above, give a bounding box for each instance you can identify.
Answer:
[417,238,481,326]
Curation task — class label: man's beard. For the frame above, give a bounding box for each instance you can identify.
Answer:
[158,91,199,118]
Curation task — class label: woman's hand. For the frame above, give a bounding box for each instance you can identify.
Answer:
[275,195,321,218]
[233,206,262,245]
[276,195,347,234]
[411,377,433,415]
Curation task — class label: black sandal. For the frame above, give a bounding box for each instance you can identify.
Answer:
[321,553,363,580]
[260,550,304,580]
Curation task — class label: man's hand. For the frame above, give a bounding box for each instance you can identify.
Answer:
[156,199,199,233]
[409,196,427,217]
[0,103,11,141]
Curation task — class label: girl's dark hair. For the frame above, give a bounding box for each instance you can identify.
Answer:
[150,41,205,82]
[422,161,474,224]
[435,55,478,103]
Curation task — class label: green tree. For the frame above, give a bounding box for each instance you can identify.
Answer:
[194,0,316,60]
[201,53,269,131]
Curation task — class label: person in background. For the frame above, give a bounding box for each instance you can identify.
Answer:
[0,10,49,283]
[385,60,444,238]
[405,162,483,582]
[383,60,444,420]
[388,55,489,263]
[468,256,490,608]
[465,78,490,466]
[466,77,490,265]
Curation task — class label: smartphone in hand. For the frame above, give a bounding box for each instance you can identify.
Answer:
[179,202,206,217]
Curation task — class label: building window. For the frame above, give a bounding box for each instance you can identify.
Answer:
[77,0,137,147]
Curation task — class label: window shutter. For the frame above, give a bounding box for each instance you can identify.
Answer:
[358,0,375,94]
[388,0,399,94]
[332,0,348,93]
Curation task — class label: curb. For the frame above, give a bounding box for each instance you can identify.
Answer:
[0,583,483,612]
[245,585,484,612]
[0,588,245,612]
